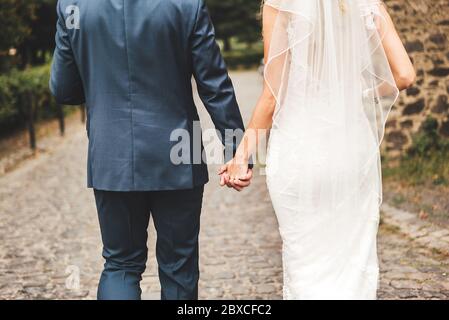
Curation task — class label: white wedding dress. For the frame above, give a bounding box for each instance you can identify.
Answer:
[264,0,399,300]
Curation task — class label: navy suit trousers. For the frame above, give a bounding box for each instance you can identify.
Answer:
[94,187,204,300]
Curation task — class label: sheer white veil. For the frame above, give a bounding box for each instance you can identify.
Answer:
[264,0,399,209]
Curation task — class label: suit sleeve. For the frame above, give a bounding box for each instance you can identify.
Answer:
[190,0,245,162]
[50,1,85,105]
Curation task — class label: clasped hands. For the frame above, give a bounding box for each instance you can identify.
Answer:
[218,156,253,192]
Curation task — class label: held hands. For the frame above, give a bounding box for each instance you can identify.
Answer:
[218,157,253,192]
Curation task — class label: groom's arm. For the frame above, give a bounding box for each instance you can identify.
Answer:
[190,0,245,162]
[50,1,85,105]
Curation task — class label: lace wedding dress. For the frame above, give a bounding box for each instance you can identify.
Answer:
[264,0,399,299]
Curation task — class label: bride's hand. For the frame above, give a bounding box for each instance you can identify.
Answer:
[218,158,253,191]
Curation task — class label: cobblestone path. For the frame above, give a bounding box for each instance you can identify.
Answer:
[0,71,447,300]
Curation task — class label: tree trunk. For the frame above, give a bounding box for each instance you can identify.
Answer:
[27,93,37,151]
[57,104,65,136]
[19,45,31,69]
[223,37,232,52]
[80,104,86,123]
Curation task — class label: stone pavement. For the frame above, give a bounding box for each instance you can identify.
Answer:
[0,71,448,300]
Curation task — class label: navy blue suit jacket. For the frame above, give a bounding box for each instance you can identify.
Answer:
[50,0,245,191]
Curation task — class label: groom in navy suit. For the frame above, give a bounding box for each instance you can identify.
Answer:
[50,0,250,300]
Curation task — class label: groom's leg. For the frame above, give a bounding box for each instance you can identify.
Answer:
[149,186,204,300]
[94,190,150,300]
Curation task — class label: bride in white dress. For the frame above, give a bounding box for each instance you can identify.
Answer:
[220,0,415,299]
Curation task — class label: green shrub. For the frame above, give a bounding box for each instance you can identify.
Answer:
[0,76,18,127]
[384,117,449,186]
[223,48,263,69]
[0,64,58,135]
[407,117,441,158]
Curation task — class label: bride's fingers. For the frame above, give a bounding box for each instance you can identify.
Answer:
[228,177,240,189]
[229,181,243,192]
[228,177,246,191]
[221,173,231,187]
[233,179,251,187]
[219,174,226,186]
[225,176,234,188]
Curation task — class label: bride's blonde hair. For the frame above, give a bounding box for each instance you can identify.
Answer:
[260,0,265,14]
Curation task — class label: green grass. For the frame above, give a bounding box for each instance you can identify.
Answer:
[383,149,449,186]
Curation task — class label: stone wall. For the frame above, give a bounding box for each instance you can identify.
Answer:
[383,0,449,157]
